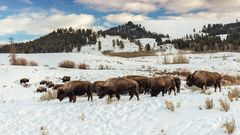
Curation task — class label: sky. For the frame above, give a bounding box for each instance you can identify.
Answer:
[0,0,240,44]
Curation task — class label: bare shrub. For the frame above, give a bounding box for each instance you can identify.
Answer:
[78,63,89,69]
[205,98,214,109]
[11,58,28,66]
[162,55,171,64]
[172,54,189,64]
[58,60,75,68]
[219,98,230,112]
[40,91,57,101]
[165,100,175,112]
[29,60,38,66]
[222,119,236,134]
[102,50,157,58]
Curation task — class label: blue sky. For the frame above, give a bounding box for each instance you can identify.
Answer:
[0,0,239,43]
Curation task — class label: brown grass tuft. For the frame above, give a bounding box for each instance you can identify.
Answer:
[165,100,175,112]
[205,98,214,109]
[222,75,240,86]
[40,91,57,101]
[11,58,28,66]
[58,60,76,68]
[227,87,240,102]
[29,60,38,66]
[172,54,189,64]
[219,98,230,112]
[222,119,236,134]
[78,63,89,69]
[102,50,157,58]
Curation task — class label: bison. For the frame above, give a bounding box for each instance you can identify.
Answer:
[149,76,176,97]
[46,81,54,88]
[40,80,48,85]
[57,81,93,103]
[122,75,148,94]
[97,78,139,101]
[186,70,222,93]
[62,76,71,83]
[92,81,105,93]
[20,78,29,84]
[173,76,181,93]
[36,87,47,93]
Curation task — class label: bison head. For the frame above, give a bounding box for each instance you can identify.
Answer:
[186,75,194,87]
[150,88,161,97]
[96,85,109,99]
[57,89,66,101]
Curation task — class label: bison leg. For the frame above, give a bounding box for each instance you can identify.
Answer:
[217,81,221,92]
[214,84,217,92]
[162,90,165,96]
[134,92,139,101]
[129,92,134,100]
[87,92,93,102]
[116,93,121,101]
[73,95,76,103]
[68,94,73,102]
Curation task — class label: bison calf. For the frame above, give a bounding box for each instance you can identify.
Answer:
[62,76,71,83]
[57,81,93,103]
[20,78,29,84]
[186,70,222,93]
[36,87,47,93]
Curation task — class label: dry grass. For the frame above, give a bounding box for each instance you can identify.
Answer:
[205,98,214,109]
[165,100,175,112]
[80,112,85,121]
[163,55,171,64]
[98,64,109,70]
[222,119,236,134]
[39,91,57,101]
[11,58,28,66]
[29,60,38,66]
[155,68,191,78]
[78,63,89,69]
[222,75,240,86]
[102,50,157,58]
[219,98,230,112]
[106,96,117,104]
[40,126,49,135]
[172,54,189,64]
[58,60,76,68]
[227,87,240,102]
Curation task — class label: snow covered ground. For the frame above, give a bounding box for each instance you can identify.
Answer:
[0,46,240,135]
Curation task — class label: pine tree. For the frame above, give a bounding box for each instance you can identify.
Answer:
[112,39,116,48]
[145,43,151,51]
[98,41,102,51]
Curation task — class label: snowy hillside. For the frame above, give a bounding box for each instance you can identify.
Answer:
[0,51,240,135]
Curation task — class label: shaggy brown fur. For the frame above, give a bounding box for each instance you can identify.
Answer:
[186,70,222,93]
[62,76,71,83]
[92,81,105,93]
[57,81,92,103]
[20,78,29,84]
[123,75,148,94]
[46,81,54,88]
[97,78,139,100]
[173,76,181,93]
[40,80,48,85]
[53,84,64,90]
[149,76,176,97]
[36,87,47,93]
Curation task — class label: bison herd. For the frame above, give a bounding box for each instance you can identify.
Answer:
[20,70,223,103]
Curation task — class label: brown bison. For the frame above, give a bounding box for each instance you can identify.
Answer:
[53,84,64,90]
[92,81,105,93]
[57,81,93,103]
[173,76,181,93]
[186,70,222,93]
[40,80,48,85]
[97,78,139,101]
[149,76,176,97]
[123,75,148,94]
[20,78,29,84]
[36,87,47,93]
[62,76,71,83]
[46,81,54,88]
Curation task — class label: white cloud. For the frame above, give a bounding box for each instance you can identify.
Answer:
[104,12,150,24]
[0,5,8,11]
[19,0,33,4]
[0,9,96,36]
